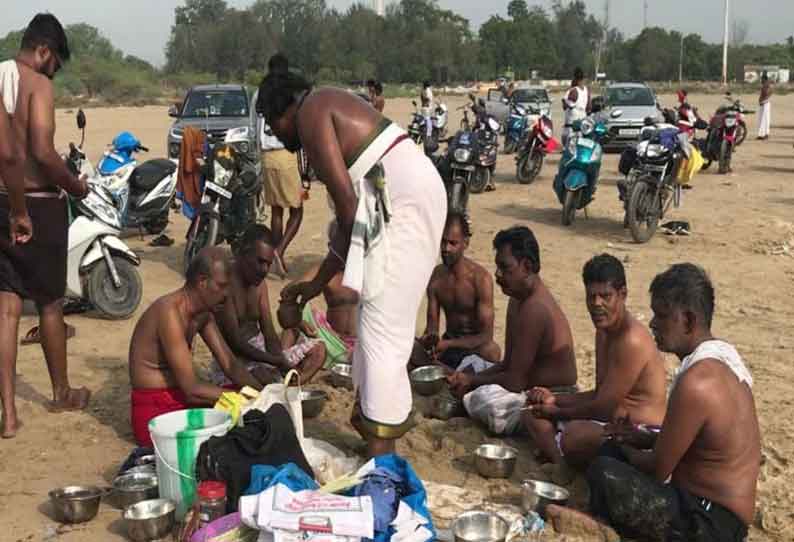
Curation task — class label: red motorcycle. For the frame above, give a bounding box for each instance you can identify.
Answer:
[716,93,753,147]
[696,106,739,174]
[515,107,556,184]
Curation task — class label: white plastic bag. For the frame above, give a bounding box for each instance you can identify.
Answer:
[462,384,526,435]
[303,438,361,486]
[244,369,304,444]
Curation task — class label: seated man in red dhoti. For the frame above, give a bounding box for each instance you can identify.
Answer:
[128,247,263,447]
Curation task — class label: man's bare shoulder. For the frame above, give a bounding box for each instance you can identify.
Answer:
[17,64,50,93]
[614,315,658,357]
[671,360,724,403]
[428,264,449,286]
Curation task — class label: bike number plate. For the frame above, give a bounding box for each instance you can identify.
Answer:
[206,181,232,199]
[620,128,640,136]
[453,164,475,172]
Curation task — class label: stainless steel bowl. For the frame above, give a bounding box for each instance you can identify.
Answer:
[301,389,328,418]
[123,465,157,476]
[410,365,447,396]
[49,485,103,524]
[430,394,464,420]
[330,363,353,390]
[451,510,509,542]
[112,472,159,510]
[521,479,570,517]
[123,498,176,541]
[474,444,518,479]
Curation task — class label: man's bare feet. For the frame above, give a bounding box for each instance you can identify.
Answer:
[1,413,20,438]
[545,504,620,542]
[47,387,91,413]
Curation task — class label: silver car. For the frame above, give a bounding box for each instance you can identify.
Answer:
[167,84,258,160]
[599,83,660,150]
[485,84,552,125]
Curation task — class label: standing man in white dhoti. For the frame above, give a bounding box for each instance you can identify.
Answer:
[757,72,772,141]
[256,56,447,457]
[561,67,590,148]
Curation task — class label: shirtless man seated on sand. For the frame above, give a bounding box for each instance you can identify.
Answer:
[129,247,264,447]
[215,225,326,385]
[412,212,500,370]
[552,263,760,542]
[447,226,577,435]
[525,254,666,470]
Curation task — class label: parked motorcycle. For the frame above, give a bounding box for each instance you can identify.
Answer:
[503,102,530,154]
[183,130,261,273]
[621,123,687,243]
[408,100,448,151]
[83,130,178,235]
[515,106,554,184]
[553,108,622,226]
[697,104,739,174]
[718,93,753,147]
[64,112,143,319]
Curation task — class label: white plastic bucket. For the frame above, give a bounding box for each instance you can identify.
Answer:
[149,408,232,519]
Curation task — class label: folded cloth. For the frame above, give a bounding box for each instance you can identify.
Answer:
[0,59,19,113]
[672,339,752,392]
[130,387,190,447]
[303,303,356,368]
[197,405,314,514]
[351,134,447,427]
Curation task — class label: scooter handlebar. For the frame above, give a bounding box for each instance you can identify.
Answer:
[137,145,150,152]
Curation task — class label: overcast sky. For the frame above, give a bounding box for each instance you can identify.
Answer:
[1,1,790,66]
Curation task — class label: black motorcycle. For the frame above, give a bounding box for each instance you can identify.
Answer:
[183,143,260,273]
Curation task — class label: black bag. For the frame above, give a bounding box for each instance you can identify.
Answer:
[196,404,314,512]
[618,147,637,176]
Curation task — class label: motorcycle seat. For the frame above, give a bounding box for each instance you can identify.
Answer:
[130,159,177,191]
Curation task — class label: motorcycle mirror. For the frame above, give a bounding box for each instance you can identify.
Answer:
[168,104,180,118]
[610,109,624,119]
[643,116,655,126]
[478,98,486,107]
[76,109,86,130]
[412,100,417,106]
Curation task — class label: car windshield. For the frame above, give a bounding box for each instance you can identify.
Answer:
[182,90,248,118]
[513,89,549,103]
[606,87,655,107]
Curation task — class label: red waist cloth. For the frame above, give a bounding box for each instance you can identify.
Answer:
[130,387,190,447]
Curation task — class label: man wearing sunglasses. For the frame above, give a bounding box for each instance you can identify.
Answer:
[0,13,90,438]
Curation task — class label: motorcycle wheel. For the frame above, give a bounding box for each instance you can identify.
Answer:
[718,140,732,174]
[516,150,544,185]
[183,211,219,275]
[735,123,747,147]
[87,257,143,319]
[469,168,490,194]
[627,179,660,244]
[562,190,579,226]
[448,179,469,212]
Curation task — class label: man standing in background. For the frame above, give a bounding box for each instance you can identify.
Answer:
[757,71,772,141]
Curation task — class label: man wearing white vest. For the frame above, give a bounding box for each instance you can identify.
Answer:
[561,67,590,147]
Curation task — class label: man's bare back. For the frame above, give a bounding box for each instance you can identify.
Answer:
[669,360,761,524]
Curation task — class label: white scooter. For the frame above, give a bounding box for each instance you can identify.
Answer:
[64,111,143,319]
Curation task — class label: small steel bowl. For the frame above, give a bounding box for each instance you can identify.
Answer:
[451,510,509,542]
[123,498,176,542]
[112,472,159,510]
[474,444,518,479]
[430,394,464,420]
[410,365,447,396]
[521,479,570,517]
[49,485,103,524]
[301,389,328,418]
[330,363,353,390]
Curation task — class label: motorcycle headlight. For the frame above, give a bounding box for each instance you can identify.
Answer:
[213,161,234,187]
[79,187,121,229]
[724,117,737,127]
[541,123,553,138]
[580,119,595,136]
[645,143,665,158]
[453,148,471,162]
[236,141,250,154]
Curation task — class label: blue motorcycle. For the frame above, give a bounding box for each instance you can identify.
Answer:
[553,109,622,225]
[503,103,530,154]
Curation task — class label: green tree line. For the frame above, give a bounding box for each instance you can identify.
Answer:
[1,0,792,104]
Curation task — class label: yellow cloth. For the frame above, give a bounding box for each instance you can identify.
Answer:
[214,392,246,426]
[260,149,302,209]
[676,148,704,184]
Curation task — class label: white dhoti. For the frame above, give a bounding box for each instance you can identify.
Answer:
[345,126,447,428]
[758,101,771,138]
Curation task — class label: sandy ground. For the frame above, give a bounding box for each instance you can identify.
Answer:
[1,93,793,542]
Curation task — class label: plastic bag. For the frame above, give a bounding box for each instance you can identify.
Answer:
[676,147,704,184]
[462,384,526,435]
[304,438,361,486]
[243,370,303,444]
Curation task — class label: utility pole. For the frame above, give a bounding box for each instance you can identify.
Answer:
[643,0,648,29]
[679,34,684,83]
[594,0,610,80]
[722,0,730,85]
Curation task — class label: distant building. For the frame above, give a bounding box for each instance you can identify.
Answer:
[744,65,790,84]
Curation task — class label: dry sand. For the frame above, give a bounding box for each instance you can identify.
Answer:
[1,93,792,541]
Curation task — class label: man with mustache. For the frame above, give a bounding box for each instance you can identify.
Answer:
[525,254,666,470]
[415,212,500,370]
[586,263,760,541]
[215,225,325,385]
[129,247,264,447]
[447,226,577,435]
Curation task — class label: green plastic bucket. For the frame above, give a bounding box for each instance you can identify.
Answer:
[149,408,232,519]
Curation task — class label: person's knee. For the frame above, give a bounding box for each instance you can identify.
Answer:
[0,293,23,319]
[479,341,501,363]
[559,421,601,458]
[36,299,63,317]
